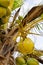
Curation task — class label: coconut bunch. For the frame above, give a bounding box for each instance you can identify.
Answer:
[0,0,14,24]
[0,1,43,65]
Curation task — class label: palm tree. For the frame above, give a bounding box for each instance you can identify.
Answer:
[0,0,43,65]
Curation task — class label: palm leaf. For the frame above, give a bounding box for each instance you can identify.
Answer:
[13,0,23,10]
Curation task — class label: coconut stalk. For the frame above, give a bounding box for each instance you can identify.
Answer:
[24,17,43,33]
